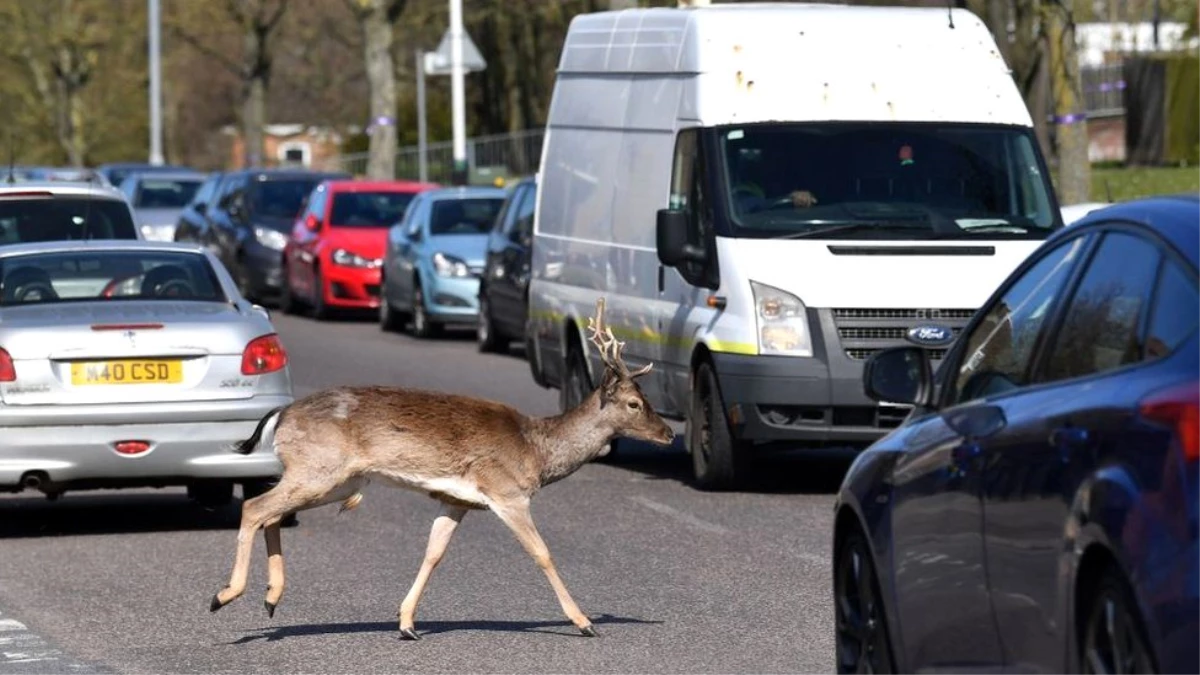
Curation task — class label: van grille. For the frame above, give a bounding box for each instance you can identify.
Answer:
[831,307,974,362]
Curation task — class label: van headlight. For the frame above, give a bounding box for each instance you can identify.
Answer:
[432,252,470,278]
[751,280,812,357]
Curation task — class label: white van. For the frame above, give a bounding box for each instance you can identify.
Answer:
[526,3,1065,490]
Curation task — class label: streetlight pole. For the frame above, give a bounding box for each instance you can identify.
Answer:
[449,0,467,185]
[416,49,428,183]
[148,0,164,165]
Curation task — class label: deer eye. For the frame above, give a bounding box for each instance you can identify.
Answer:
[627,400,641,411]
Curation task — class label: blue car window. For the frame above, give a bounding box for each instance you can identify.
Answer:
[951,235,1089,404]
[1144,259,1199,360]
[1040,231,1160,383]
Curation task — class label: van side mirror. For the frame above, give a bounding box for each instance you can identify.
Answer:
[656,209,705,267]
[863,346,933,407]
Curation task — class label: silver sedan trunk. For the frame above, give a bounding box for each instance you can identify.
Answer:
[0,241,293,499]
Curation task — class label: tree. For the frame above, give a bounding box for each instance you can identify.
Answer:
[346,0,408,179]
[1047,0,1091,204]
[170,0,288,168]
[0,0,114,166]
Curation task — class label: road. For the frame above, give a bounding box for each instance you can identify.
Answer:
[0,312,849,674]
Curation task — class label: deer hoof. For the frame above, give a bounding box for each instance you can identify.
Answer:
[399,627,421,641]
[264,601,277,618]
[579,624,598,637]
[209,593,226,613]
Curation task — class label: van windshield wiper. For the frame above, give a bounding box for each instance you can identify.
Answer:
[772,221,933,239]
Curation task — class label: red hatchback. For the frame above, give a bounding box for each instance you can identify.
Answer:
[282,179,437,318]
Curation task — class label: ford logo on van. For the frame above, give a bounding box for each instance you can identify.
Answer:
[906,324,954,347]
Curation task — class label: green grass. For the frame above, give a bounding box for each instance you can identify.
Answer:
[1088,165,1200,202]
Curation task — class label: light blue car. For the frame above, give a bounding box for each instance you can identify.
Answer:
[379,186,507,338]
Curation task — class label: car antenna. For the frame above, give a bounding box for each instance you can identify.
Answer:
[1104,178,1113,203]
[946,0,955,29]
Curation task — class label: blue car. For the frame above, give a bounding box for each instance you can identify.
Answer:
[833,194,1198,673]
[380,186,507,338]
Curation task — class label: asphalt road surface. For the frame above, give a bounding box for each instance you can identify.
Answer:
[0,312,851,674]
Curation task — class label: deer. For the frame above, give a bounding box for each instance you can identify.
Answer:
[207,297,675,639]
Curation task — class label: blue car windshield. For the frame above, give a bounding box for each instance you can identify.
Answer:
[429,198,504,236]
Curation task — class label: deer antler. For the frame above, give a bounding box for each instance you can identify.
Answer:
[586,298,652,379]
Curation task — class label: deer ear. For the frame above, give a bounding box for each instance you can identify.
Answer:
[599,368,621,409]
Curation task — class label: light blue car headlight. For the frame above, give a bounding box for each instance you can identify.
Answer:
[432,252,471,278]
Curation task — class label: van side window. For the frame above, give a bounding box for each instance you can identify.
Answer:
[668,128,716,287]
[669,130,698,211]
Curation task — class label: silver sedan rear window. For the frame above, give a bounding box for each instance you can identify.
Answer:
[0,250,226,306]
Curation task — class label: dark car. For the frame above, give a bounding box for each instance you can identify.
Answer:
[172,171,225,250]
[95,162,194,189]
[832,194,1198,673]
[202,168,350,303]
[477,176,536,353]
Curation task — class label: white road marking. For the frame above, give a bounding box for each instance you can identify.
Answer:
[629,495,730,535]
[0,609,105,673]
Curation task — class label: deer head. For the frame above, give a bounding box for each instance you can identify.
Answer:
[586,298,675,446]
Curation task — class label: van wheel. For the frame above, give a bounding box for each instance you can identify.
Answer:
[560,342,591,413]
[689,362,743,491]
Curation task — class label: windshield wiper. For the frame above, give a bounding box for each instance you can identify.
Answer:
[773,221,933,239]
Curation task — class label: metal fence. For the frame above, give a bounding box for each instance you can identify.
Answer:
[338,128,546,185]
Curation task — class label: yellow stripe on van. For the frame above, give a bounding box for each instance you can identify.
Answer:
[527,309,758,355]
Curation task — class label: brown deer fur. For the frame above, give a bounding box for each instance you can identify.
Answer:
[208,298,674,639]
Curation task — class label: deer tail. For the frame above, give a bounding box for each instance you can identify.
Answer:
[233,406,287,455]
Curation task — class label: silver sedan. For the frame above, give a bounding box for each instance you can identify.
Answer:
[0,240,292,506]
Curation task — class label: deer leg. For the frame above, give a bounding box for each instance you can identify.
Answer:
[210,474,355,613]
[493,502,597,637]
[263,520,284,617]
[398,503,468,640]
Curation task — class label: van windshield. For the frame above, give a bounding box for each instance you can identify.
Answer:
[719,122,1059,240]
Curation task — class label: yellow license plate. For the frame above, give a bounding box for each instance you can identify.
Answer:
[70,360,183,385]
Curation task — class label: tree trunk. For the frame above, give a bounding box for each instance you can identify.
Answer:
[241,76,266,167]
[66,85,87,166]
[1047,1,1091,204]
[363,1,397,179]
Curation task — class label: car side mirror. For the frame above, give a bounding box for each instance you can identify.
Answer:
[656,208,705,267]
[305,214,320,231]
[863,346,933,407]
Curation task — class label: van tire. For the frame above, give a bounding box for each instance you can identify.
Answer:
[689,362,742,491]
[560,341,591,413]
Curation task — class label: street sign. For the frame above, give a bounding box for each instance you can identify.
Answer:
[423,29,487,76]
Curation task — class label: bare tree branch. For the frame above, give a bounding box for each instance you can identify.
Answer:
[169,24,242,76]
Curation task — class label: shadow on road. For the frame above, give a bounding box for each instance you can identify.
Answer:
[0,492,240,538]
[600,438,856,495]
[231,613,662,643]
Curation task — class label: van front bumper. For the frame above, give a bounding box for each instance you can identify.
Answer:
[711,352,909,447]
